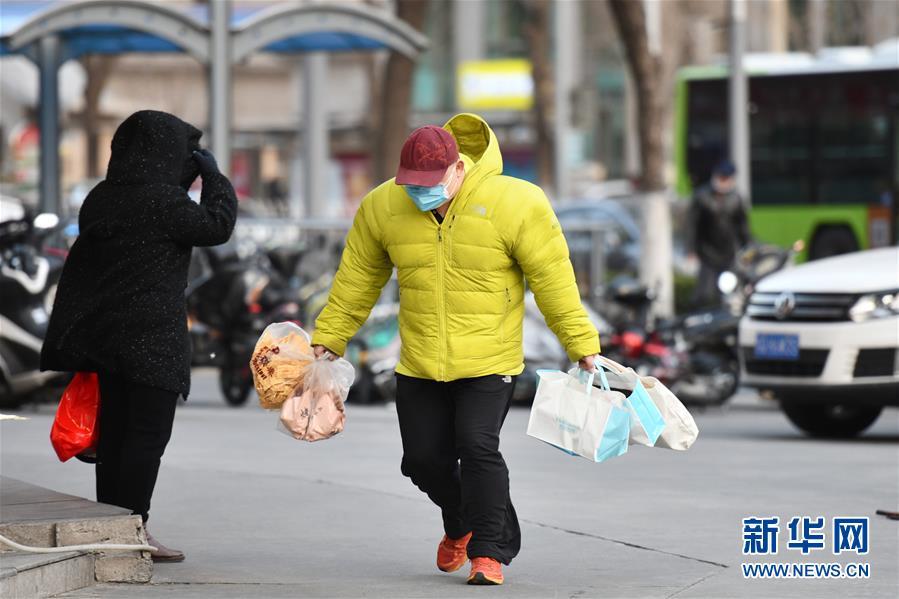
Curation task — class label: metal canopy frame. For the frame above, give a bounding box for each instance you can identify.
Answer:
[5,0,209,213]
[6,0,210,62]
[1,0,428,218]
[232,2,428,63]
[229,2,427,218]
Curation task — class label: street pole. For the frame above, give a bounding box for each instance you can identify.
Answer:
[729,0,751,203]
[303,52,328,219]
[209,0,232,175]
[37,35,61,216]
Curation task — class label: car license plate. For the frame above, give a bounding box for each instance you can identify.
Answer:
[755,333,799,360]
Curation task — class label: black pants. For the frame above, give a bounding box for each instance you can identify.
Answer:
[692,261,724,309]
[96,372,178,523]
[395,373,521,565]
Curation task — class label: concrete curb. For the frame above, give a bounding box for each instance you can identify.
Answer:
[0,551,94,599]
[0,515,152,596]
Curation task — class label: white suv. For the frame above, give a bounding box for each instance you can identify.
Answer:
[739,247,899,437]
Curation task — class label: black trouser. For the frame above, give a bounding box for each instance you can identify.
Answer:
[395,373,521,565]
[692,261,724,309]
[96,372,179,523]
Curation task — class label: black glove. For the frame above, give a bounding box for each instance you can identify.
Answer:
[192,149,220,176]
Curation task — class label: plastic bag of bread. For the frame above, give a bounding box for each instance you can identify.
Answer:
[279,356,355,442]
[250,322,314,410]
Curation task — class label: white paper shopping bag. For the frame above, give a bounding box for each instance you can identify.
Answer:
[526,368,630,463]
[596,355,699,450]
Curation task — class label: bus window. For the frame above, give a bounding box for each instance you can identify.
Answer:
[815,71,893,205]
[750,76,814,205]
[686,78,727,189]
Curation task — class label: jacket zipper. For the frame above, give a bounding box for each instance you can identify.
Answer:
[436,226,447,380]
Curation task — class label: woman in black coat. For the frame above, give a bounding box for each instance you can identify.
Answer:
[41,110,237,562]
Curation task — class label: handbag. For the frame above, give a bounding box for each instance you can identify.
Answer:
[526,366,631,462]
[50,372,100,462]
[595,355,699,450]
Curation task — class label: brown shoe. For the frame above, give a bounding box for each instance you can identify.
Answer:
[145,531,185,563]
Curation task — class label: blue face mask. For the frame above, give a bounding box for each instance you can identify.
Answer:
[404,183,449,212]
[404,165,459,212]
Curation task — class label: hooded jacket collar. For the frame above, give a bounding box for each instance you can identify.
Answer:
[442,113,503,203]
[105,110,202,188]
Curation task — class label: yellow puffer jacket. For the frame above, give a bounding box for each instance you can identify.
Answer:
[312,113,600,381]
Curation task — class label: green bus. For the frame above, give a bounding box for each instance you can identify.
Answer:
[675,50,898,260]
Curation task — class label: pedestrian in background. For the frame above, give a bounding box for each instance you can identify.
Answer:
[311,114,600,585]
[41,110,238,562]
[687,159,752,308]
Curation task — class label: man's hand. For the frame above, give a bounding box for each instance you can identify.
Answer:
[578,354,596,373]
[313,344,338,361]
[192,149,220,176]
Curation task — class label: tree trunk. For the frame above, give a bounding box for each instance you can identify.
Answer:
[608,0,665,192]
[609,0,673,316]
[80,55,116,178]
[520,0,554,189]
[373,0,429,183]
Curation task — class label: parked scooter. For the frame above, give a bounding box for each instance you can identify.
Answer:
[186,242,302,406]
[344,302,401,404]
[514,292,613,403]
[663,242,800,405]
[596,276,689,389]
[0,212,67,407]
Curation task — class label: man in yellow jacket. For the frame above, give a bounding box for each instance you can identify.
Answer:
[312,114,600,585]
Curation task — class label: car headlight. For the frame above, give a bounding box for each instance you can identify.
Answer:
[849,290,899,322]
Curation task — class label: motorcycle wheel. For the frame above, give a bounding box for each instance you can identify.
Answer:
[219,365,253,407]
[674,352,739,406]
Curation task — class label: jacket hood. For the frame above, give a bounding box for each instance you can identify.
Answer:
[105,110,202,187]
[442,113,502,192]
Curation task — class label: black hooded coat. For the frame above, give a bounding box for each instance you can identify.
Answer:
[41,110,237,396]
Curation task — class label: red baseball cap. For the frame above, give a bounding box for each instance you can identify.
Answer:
[395,125,459,186]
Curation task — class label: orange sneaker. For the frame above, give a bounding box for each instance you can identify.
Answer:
[437,532,472,573]
[467,557,504,585]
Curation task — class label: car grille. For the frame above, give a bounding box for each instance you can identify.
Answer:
[743,348,829,377]
[747,292,856,322]
[853,348,897,378]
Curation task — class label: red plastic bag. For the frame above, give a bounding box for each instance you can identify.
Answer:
[50,372,100,462]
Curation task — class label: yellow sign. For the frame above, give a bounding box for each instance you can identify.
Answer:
[456,59,534,111]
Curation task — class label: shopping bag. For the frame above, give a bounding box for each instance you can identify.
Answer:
[251,322,315,410]
[279,355,355,442]
[625,378,666,446]
[526,367,630,462]
[50,372,100,462]
[590,360,665,447]
[596,355,699,450]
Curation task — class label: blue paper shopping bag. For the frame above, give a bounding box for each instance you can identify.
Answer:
[526,368,631,463]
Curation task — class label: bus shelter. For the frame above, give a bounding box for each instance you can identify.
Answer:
[0,0,428,217]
